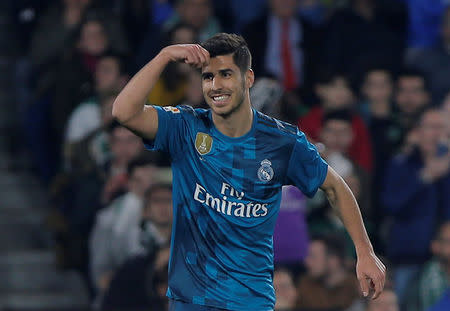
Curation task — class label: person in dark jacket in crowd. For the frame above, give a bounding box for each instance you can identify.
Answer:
[382,107,450,307]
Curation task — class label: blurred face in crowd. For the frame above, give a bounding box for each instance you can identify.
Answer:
[95,57,126,94]
[395,76,429,116]
[202,54,253,118]
[366,289,399,311]
[362,70,393,104]
[317,77,354,110]
[417,109,447,157]
[128,164,159,198]
[110,127,143,166]
[78,20,109,56]
[320,119,354,154]
[432,222,450,266]
[273,269,297,310]
[178,0,212,30]
[305,240,328,279]
[270,0,298,19]
[143,187,173,226]
[171,26,197,45]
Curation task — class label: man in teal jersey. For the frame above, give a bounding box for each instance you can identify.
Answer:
[112,33,386,310]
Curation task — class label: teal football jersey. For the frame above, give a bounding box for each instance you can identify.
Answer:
[144,105,328,310]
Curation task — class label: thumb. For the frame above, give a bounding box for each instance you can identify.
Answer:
[359,275,369,297]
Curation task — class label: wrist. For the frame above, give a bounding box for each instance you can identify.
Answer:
[355,243,374,257]
[157,49,174,64]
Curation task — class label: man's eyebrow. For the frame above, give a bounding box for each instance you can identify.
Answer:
[219,69,233,74]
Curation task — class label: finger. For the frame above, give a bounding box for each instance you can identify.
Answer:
[358,276,369,297]
[183,49,196,65]
[189,46,202,66]
[372,275,383,300]
[198,45,210,65]
[195,45,207,65]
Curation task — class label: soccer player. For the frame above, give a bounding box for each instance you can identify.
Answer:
[112,33,386,311]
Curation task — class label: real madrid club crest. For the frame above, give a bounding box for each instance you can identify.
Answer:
[195,132,213,155]
[258,159,274,182]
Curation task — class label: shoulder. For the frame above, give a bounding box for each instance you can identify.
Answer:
[174,105,210,124]
[256,110,299,139]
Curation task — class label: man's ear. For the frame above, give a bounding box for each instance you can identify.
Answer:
[246,69,255,88]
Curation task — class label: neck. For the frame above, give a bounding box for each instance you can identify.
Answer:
[212,99,253,138]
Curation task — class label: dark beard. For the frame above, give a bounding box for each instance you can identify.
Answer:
[216,81,246,119]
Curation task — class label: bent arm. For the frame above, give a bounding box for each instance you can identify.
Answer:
[320,166,373,255]
[112,52,172,140]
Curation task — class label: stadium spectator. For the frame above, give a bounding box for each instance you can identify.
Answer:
[297,71,373,172]
[242,0,318,91]
[64,52,129,145]
[393,68,430,136]
[382,108,450,306]
[64,92,117,173]
[366,288,399,311]
[273,268,298,311]
[406,221,450,311]
[50,16,112,139]
[30,0,93,68]
[296,234,362,310]
[359,67,401,231]
[90,155,162,295]
[99,183,173,311]
[100,123,144,205]
[408,6,450,103]
[163,0,221,42]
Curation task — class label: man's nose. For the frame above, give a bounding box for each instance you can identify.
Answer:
[212,77,223,90]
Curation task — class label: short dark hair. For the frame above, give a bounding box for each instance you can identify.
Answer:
[396,67,429,92]
[314,67,348,86]
[310,233,348,262]
[323,109,353,125]
[144,183,173,202]
[201,33,252,73]
[99,51,129,76]
[127,152,163,176]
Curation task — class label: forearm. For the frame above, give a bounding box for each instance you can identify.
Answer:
[322,169,373,255]
[112,51,171,123]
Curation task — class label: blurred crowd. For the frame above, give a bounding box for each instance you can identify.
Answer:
[5,0,450,310]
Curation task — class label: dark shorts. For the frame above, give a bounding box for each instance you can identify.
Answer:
[169,299,229,311]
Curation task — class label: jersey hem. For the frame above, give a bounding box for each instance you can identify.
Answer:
[167,292,274,311]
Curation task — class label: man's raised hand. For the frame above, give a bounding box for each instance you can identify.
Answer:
[161,44,210,68]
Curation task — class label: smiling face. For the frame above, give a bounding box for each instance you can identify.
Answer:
[201,54,253,119]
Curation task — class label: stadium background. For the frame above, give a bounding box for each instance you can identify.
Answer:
[0,0,448,310]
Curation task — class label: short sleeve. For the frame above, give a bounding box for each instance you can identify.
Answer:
[142,105,188,159]
[286,130,328,198]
